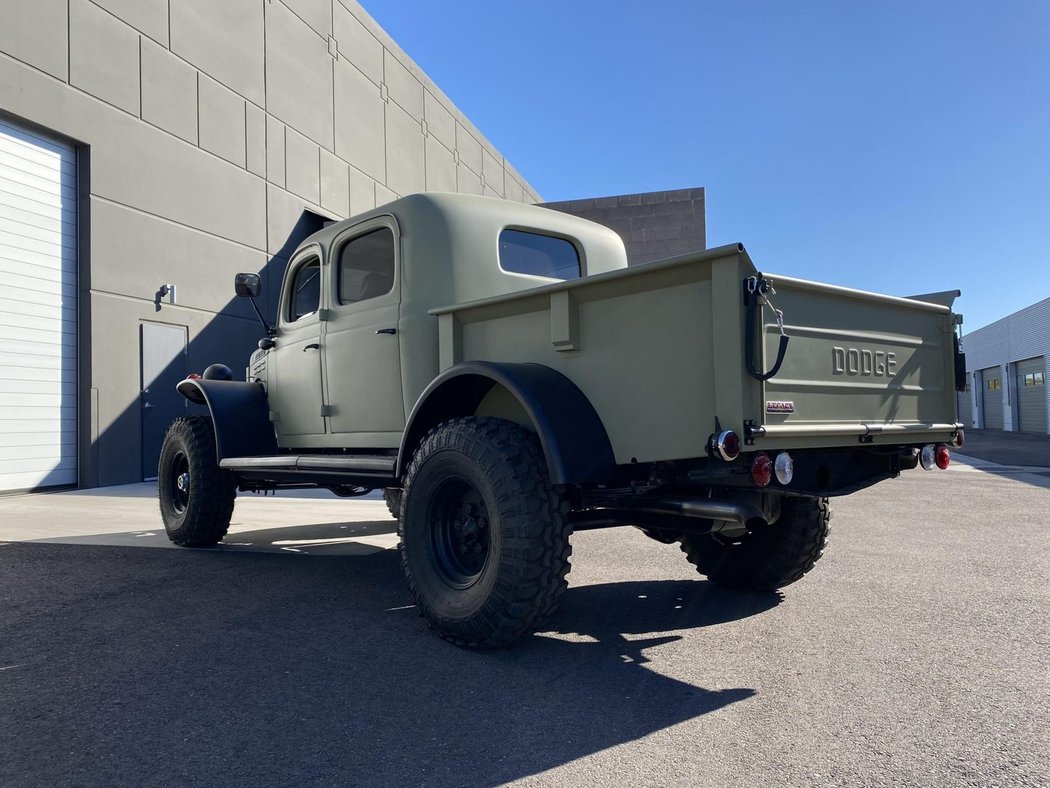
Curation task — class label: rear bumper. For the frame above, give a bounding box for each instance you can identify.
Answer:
[748,421,963,441]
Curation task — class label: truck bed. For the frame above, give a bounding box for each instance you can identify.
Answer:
[431,243,959,465]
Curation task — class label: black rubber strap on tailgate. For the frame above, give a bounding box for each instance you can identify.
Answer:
[744,276,790,381]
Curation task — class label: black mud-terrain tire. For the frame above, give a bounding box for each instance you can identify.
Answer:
[383,487,402,520]
[399,417,571,648]
[679,496,830,591]
[158,415,237,547]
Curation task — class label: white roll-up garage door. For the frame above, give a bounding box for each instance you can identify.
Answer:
[0,118,77,492]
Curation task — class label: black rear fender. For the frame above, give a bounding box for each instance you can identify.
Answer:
[397,361,615,486]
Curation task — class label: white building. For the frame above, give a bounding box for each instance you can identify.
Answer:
[959,297,1050,433]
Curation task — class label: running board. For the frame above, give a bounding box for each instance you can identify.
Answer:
[220,455,396,474]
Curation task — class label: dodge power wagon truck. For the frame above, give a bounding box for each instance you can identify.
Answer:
[159,193,965,648]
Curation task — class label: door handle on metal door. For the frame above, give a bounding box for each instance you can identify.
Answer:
[304,343,320,351]
[375,328,397,335]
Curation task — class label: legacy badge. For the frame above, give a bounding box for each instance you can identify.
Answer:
[766,400,795,414]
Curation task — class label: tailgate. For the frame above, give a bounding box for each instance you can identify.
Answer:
[753,274,959,445]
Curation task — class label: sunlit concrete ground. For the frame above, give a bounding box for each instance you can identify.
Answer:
[0,484,397,555]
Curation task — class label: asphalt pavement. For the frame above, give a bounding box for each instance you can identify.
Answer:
[1,457,1047,787]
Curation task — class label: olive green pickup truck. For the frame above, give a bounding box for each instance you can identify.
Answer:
[159,193,965,648]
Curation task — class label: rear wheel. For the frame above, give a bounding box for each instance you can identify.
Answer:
[158,416,236,547]
[383,487,402,520]
[399,417,571,648]
[679,495,829,591]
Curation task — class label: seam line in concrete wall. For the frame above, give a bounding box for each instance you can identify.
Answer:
[91,194,268,255]
[278,0,332,47]
[90,287,262,322]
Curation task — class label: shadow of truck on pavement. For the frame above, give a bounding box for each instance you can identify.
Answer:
[0,540,774,785]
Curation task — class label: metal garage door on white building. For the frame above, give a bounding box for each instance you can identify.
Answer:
[1015,356,1047,433]
[980,366,1003,430]
[0,118,77,492]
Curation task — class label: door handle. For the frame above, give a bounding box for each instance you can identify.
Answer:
[375,328,397,335]
[304,343,320,351]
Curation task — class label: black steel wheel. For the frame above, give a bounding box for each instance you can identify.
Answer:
[679,495,830,591]
[399,417,572,648]
[158,416,237,547]
[168,451,190,514]
[426,479,490,587]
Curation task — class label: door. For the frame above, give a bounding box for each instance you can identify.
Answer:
[267,249,325,440]
[956,382,972,428]
[980,367,1003,430]
[1015,357,1047,433]
[323,220,404,442]
[0,118,78,492]
[141,322,187,479]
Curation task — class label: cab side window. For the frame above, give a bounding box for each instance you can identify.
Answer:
[288,257,321,321]
[339,228,395,304]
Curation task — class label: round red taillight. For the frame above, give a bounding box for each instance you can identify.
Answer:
[751,452,773,487]
[935,444,951,470]
[714,430,741,462]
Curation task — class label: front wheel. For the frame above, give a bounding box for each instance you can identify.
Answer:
[158,416,237,547]
[398,417,571,648]
[680,495,830,591]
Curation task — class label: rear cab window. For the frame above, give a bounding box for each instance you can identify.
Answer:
[338,227,396,304]
[499,229,581,280]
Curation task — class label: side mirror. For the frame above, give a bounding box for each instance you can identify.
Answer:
[235,272,261,298]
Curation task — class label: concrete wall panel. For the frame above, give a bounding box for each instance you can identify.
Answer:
[282,0,334,38]
[92,0,168,45]
[334,59,385,181]
[349,166,376,216]
[425,137,456,193]
[0,0,68,80]
[246,104,266,177]
[266,116,286,187]
[170,0,265,105]
[198,75,246,168]
[457,164,482,196]
[89,198,263,318]
[385,103,425,197]
[384,50,423,121]
[141,38,197,144]
[483,150,504,198]
[320,150,350,217]
[265,2,335,150]
[375,182,397,207]
[70,0,140,116]
[334,3,383,86]
[456,122,483,176]
[424,90,456,151]
[285,129,320,204]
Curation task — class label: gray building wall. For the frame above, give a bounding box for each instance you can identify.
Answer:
[960,297,1050,433]
[541,187,706,265]
[0,0,540,488]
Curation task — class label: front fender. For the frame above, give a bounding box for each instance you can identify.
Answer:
[176,379,277,461]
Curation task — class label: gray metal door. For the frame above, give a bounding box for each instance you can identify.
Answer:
[1015,356,1047,433]
[980,367,1003,430]
[956,384,972,428]
[141,322,187,479]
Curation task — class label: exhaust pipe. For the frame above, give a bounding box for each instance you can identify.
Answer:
[570,496,768,532]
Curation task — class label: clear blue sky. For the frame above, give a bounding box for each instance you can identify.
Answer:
[364,1,1050,331]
